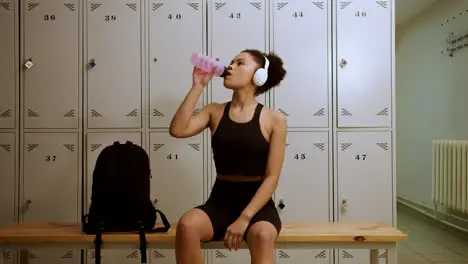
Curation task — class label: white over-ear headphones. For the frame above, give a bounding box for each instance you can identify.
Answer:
[253,56,269,87]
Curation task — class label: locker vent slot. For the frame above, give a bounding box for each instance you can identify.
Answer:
[0,144,12,152]
[28,3,39,11]
[126,3,137,11]
[339,1,351,9]
[313,1,325,10]
[126,250,138,258]
[90,3,102,11]
[61,251,74,259]
[380,251,387,258]
[27,144,39,152]
[189,143,200,151]
[152,109,164,117]
[340,143,352,151]
[214,2,226,10]
[27,109,39,118]
[64,110,75,118]
[250,2,262,10]
[315,250,327,258]
[64,144,75,152]
[2,251,12,260]
[64,3,76,11]
[376,1,388,8]
[278,250,290,258]
[152,250,165,258]
[377,107,388,116]
[126,109,138,117]
[0,109,12,117]
[215,250,227,258]
[90,109,103,117]
[278,109,289,116]
[314,143,325,151]
[89,250,96,259]
[340,108,352,116]
[342,250,354,258]
[276,2,287,10]
[0,2,10,10]
[314,108,326,116]
[153,144,164,151]
[187,2,199,10]
[152,3,164,11]
[376,142,388,150]
[90,144,102,152]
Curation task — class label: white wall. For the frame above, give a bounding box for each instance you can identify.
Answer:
[396,0,468,212]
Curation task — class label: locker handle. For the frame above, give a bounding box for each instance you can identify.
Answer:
[339,58,348,68]
[278,199,285,210]
[341,199,348,210]
[24,58,34,69]
[88,58,96,68]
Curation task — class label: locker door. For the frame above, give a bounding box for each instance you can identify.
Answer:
[149,0,205,129]
[86,0,141,129]
[149,132,205,264]
[0,0,16,129]
[272,0,330,128]
[0,133,15,264]
[275,131,331,264]
[337,131,393,264]
[209,0,267,105]
[23,0,79,129]
[22,132,80,264]
[212,250,251,264]
[336,0,392,128]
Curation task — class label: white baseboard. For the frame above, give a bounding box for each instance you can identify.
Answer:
[397,195,468,235]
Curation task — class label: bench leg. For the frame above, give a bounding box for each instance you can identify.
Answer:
[386,244,397,264]
[370,249,379,264]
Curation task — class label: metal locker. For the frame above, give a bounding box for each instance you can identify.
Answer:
[336,0,392,128]
[208,0,268,105]
[0,0,16,129]
[86,249,148,264]
[149,0,205,129]
[86,0,142,129]
[211,249,251,264]
[149,132,205,264]
[22,0,80,129]
[275,131,331,264]
[0,133,16,264]
[0,133,15,228]
[22,132,80,264]
[149,132,205,221]
[336,131,393,264]
[272,0,330,129]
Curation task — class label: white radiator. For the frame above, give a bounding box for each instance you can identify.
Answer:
[432,140,468,214]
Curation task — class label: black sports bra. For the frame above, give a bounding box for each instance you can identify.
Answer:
[211,102,269,177]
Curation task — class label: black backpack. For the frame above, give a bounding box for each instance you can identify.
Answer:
[82,141,170,264]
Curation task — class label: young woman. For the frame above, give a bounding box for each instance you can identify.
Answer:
[169,49,287,264]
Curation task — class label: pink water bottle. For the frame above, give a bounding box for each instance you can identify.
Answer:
[190,52,228,77]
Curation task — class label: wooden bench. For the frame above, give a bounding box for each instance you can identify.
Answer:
[0,222,407,264]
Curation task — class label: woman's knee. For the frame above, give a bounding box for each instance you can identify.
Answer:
[246,221,277,245]
[176,209,213,241]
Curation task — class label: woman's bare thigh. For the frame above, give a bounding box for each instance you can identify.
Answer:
[178,208,214,242]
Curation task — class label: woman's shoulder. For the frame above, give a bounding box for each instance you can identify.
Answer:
[261,106,286,122]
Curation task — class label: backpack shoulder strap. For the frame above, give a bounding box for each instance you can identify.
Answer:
[147,209,171,233]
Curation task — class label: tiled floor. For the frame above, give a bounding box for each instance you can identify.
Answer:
[397,207,468,263]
